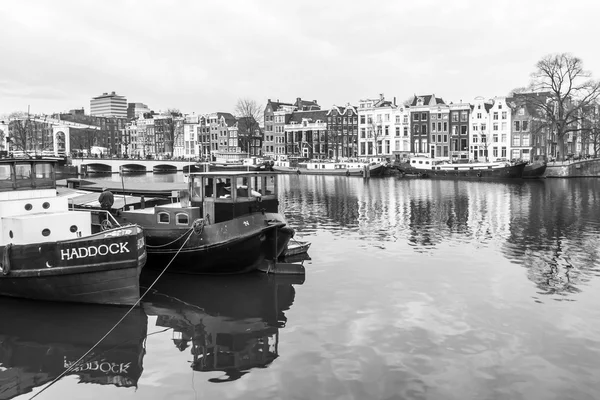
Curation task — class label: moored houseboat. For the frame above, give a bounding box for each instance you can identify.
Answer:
[272,156,385,177]
[85,171,295,274]
[397,157,527,180]
[0,158,147,305]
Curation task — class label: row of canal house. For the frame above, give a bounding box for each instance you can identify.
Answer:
[263,93,556,163]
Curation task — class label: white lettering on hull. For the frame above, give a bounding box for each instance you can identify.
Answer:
[60,242,130,261]
[64,357,131,374]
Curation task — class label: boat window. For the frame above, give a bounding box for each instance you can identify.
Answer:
[176,213,189,225]
[15,163,33,188]
[233,177,251,198]
[418,161,423,164]
[192,176,203,199]
[469,167,474,170]
[264,175,275,196]
[0,164,13,189]
[158,212,170,224]
[204,177,214,198]
[34,163,53,187]
[454,167,458,170]
[216,178,231,198]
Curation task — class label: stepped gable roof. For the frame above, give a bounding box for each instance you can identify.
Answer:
[217,112,237,127]
[288,109,328,124]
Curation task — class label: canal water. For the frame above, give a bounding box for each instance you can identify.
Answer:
[3,174,600,400]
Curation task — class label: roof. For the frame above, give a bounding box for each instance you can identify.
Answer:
[216,112,237,127]
[409,94,446,107]
[288,110,328,124]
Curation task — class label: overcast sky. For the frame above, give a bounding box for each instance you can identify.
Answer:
[1,0,600,116]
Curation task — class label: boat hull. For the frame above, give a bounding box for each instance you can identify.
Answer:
[131,213,294,274]
[397,162,527,180]
[0,225,147,305]
[522,162,547,179]
[273,163,384,176]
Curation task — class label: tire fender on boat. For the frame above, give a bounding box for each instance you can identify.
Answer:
[346,170,350,177]
[296,169,301,174]
[476,172,482,178]
[0,244,12,275]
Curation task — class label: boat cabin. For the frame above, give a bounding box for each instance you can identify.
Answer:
[189,171,279,223]
[0,159,92,245]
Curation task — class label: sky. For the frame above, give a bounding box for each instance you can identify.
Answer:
[1,0,600,116]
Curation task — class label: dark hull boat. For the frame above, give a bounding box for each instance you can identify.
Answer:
[140,271,303,382]
[274,161,385,177]
[397,157,527,180]
[522,162,547,179]
[0,226,146,305]
[0,297,147,399]
[111,171,295,274]
[0,158,147,306]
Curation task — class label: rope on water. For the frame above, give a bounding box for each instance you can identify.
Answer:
[28,228,197,400]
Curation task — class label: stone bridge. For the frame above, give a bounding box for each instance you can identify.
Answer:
[71,158,200,174]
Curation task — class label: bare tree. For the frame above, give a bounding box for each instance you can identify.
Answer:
[526,53,600,159]
[234,98,263,155]
[163,108,182,156]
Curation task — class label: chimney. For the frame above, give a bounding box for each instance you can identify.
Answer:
[379,93,384,100]
[393,97,396,106]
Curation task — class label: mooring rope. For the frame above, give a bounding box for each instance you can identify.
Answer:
[29,228,197,400]
[146,227,193,248]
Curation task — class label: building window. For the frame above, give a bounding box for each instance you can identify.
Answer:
[421,124,427,134]
[493,112,498,120]
[514,121,521,132]
[413,113,419,121]
[460,111,468,121]
[502,111,507,119]
[421,112,427,121]
[158,212,170,224]
[432,122,436,132]
[472,124,478,131]
[493,123,498,131]
[512,135,520,146]
[403,127,408,136]
[395,127,400,137]
[522,121,529,131]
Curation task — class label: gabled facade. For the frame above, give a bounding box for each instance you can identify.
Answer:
[508,92,553,161]
[263,99,294,157]
[326,104,358,159]
[284,110,328,159]
[357,94,398,160]
[408,94,446,156]
[391,106,411,161]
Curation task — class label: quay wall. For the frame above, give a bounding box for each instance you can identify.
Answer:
[545,159,600,178]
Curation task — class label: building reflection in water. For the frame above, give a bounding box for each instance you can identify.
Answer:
[141,271,304,382]
[0,298,147,399]
[278,175,600,297]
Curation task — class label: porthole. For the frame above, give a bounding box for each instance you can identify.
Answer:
[158,212,170,224]
[42,228,51,237]
[176,213,189,225]
[25,203,33,211]
[42,202,50,209]
[70,225,78,233]
[9,231,13,239]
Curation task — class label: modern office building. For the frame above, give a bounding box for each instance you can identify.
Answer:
[90,91,127,118]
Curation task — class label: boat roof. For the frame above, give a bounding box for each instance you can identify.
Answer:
[189,171,277,177]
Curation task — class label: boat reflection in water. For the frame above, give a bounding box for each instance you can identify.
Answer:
[141,270,304,382]
[0,298,147,400]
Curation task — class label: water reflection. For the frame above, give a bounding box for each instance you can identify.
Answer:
[278,175,600,298]
[0,298,147,399]
[140,271,304,382]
